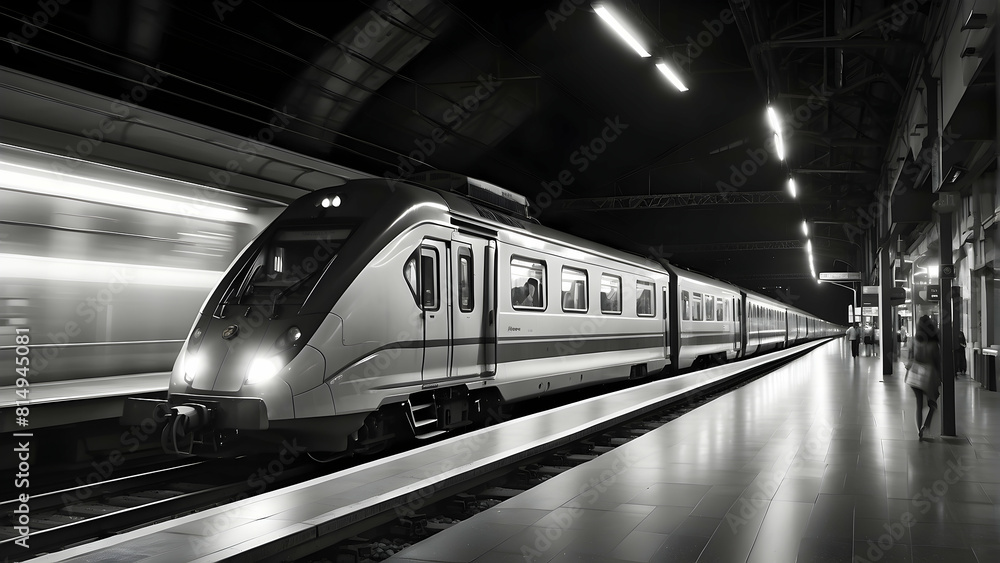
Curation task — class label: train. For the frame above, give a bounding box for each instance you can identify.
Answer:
[121,174,841,457]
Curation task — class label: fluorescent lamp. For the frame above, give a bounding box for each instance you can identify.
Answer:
[788,177,796,198]
[806,239,812,256]
[594,4,651,57]
[801,220,808,236]
[655,62,688,92]
[766,106,781,132]
[775,132,786,160]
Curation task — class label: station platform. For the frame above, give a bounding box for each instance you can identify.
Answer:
[25,340,830,562]
[0,372,169,432]
[391,339,1000,563]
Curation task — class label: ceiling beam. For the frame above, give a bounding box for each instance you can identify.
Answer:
[659,240,803,253]
[755,38,923,51]
[553,191,792,211]
[792,167,877,174]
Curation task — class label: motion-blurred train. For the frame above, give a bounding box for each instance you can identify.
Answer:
[123,174,841,456]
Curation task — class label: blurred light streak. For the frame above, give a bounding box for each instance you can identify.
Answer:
[0,253,223,287]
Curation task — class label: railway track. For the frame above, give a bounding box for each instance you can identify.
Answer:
[299,347,813,562]
[0,454,326,559]
[3,343,826,561]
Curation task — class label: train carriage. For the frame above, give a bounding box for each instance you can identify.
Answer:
[666,267,741,370]
[121,174,841,457]
[743,290,789,355]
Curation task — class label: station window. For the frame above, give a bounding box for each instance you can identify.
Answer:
[691,292,703,321]
[705,294,715,321]
[681,290,690,320]
[636,280,654,317]
[458,248,474,313]
[562,267,588,312]
[600,274,621,314]
[511,257,545,310]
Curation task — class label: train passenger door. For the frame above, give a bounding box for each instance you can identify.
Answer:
[418,240,451,382]
[450,234,495,379]
[663,287,670,362]
[732,297,741,354]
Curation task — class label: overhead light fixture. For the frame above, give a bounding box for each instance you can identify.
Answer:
[593,4,651,57]
[655,61,688,92]
[962,11,987,30]
[945,165,966,183]
[806,239,813,256]
[788,177,797,198]
[766,106,781,131]
[801,220,809,236]
[767,106,786,161]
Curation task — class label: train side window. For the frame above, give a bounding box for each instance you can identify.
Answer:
[681,290,690,320]
[562,267,588,312]
[691,292,703,321]
[705,295,715,321]
[420,247,439,311]
[717,298,726,321]
[600,274,621,314]
[403,255,418,304]
[636,280,654,317]
[511,257,545,310]
[458,248,474,313]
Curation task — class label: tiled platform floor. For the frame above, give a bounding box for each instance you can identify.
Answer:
[390,339,1000,563]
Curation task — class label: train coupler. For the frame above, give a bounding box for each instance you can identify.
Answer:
[161,403,214,456]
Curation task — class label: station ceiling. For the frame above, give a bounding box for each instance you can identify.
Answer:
[0,0,967,320]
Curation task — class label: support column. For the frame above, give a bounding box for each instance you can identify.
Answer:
[880,245,893,375]
[936,201,956,436]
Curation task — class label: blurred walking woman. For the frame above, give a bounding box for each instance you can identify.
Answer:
[905,315,942,440]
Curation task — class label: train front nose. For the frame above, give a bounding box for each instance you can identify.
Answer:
[185,312,273,393]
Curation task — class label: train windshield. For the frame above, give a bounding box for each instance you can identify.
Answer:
[234,227,352,305]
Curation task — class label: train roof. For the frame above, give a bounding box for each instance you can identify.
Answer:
[665,264,741,295]
[391,179,668,275]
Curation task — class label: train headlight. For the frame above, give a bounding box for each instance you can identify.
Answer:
[275,326,302,350]
[246,357,281,385]
[183,352,201,383]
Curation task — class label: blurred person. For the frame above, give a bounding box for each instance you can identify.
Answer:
[846,322,860,358]
[863,323,874,356]
[905,315,941,441]
[955,330,968,377]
